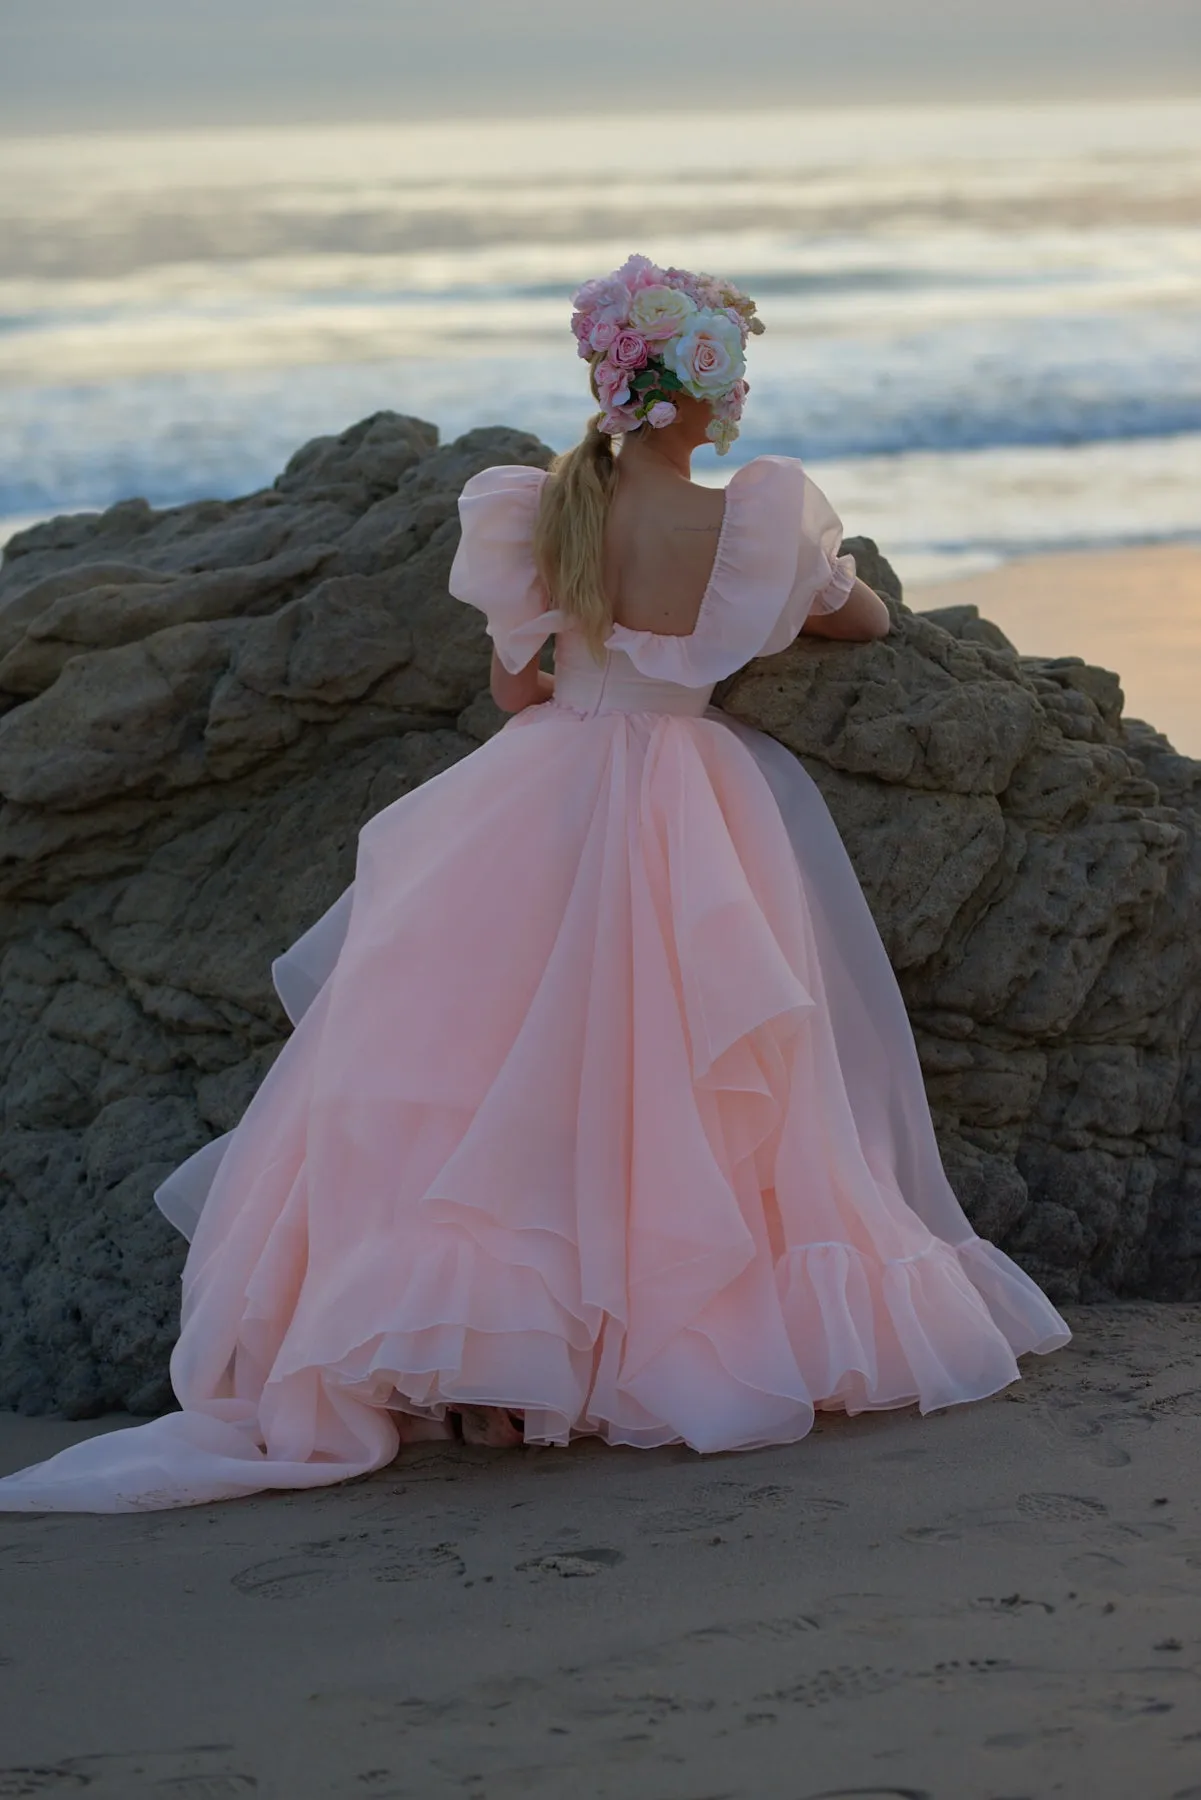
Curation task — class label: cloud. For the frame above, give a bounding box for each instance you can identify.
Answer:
[2,0,1198,130]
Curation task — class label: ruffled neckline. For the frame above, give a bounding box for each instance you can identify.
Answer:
[453,454,849,690]
[595,455,826,687]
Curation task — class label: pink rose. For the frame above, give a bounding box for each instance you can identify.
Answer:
[646,400,678,428]
[711,378,748,421]
[572,274,632,326]
[668,268,723,309]
[599,404,641,435]
[662,268,703,307]
[594,358,631,408]
[616,252,662,292]
[610,330,649,370]
[588,319,618,353]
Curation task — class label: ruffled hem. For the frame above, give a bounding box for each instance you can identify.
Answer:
[0,1225,1067,1512]
[275,1227,1069,1457]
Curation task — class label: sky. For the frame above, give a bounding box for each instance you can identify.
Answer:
[2,0,1200,132]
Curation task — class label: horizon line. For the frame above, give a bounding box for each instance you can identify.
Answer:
[3,86,1201,143]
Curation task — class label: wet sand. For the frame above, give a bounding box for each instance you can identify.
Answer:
[908,543,1201,761]
[1,1301,1199,1799]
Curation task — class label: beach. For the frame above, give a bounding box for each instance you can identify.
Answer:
[1,1302,1199,1798]
[908,542,1201,759]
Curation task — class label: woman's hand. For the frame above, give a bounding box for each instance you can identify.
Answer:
[490,645,555,712]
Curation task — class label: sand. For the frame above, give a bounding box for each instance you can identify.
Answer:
[907,543,1201,762]
[1,1302,1199,1799]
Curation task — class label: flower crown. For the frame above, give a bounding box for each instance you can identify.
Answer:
[570,252,764,456]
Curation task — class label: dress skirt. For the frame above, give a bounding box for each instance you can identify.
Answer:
[0,699,1069,1512]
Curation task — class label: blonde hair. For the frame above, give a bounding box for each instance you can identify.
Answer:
[533,360,634,664]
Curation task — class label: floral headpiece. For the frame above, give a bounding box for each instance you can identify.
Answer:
[570,252,764,456]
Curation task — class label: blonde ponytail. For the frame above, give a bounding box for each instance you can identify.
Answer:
[533,407,623,665]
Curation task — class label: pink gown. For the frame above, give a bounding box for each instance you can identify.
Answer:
[0,455,1069,1512]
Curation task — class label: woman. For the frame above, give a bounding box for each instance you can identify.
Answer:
[0,253,1069,1511]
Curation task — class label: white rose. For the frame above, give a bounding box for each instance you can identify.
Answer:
[661,308,746,399]
[706,416,740,456]
[628,285,698,343]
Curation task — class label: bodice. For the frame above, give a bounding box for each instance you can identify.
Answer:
[449,456,859,695]
[551,630,715,719]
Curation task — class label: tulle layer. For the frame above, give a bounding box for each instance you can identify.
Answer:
[0,701,1069,1512]
[0,1231,1063,1513]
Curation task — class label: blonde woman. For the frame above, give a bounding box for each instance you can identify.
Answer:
[0,255,1068,1511]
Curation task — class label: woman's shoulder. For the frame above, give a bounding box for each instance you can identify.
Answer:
[722,453,809,502]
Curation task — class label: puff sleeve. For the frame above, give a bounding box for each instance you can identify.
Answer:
[448,464,567,673]
[753,459,857,658]
[602,455,857,686]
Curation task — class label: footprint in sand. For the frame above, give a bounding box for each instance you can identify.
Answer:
[371,1542,466,1583]
[901,1523,963,1545]
[684,1613,821,1646]
[643,1503,744,1536]
[1016,1492,1108,1521]
[652,1489,846,1534]
[1042,1405,1157,1468]
[23,1753,262,1799]
[756,1663,906,1708]
[985,1724,1075,1750]
[972,1593,1056,1615]
[0,1775,91,1798]
[152,1780,258,1798]
[517,1547,625,1577]
[762,1656,1015,1712]
[230,1554,348,1600]
[1061,1550,1126,1579]
[1088,1519,1177,1547]
[799,1790,932,1800]
[1151,1390,1201,1418]
[700,1481,848,1519]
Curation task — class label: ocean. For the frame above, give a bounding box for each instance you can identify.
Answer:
[1,98,1199,585]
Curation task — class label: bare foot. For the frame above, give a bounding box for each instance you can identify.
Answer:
[453,1405,525,1448]
[394,1412,456,1445]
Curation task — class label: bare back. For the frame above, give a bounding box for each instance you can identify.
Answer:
[602,465,727,638]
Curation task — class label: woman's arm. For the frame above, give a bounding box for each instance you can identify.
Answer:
[801,576,891,642]
[490,646,554,713]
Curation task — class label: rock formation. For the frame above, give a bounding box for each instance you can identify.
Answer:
[0,412,1197,1416]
